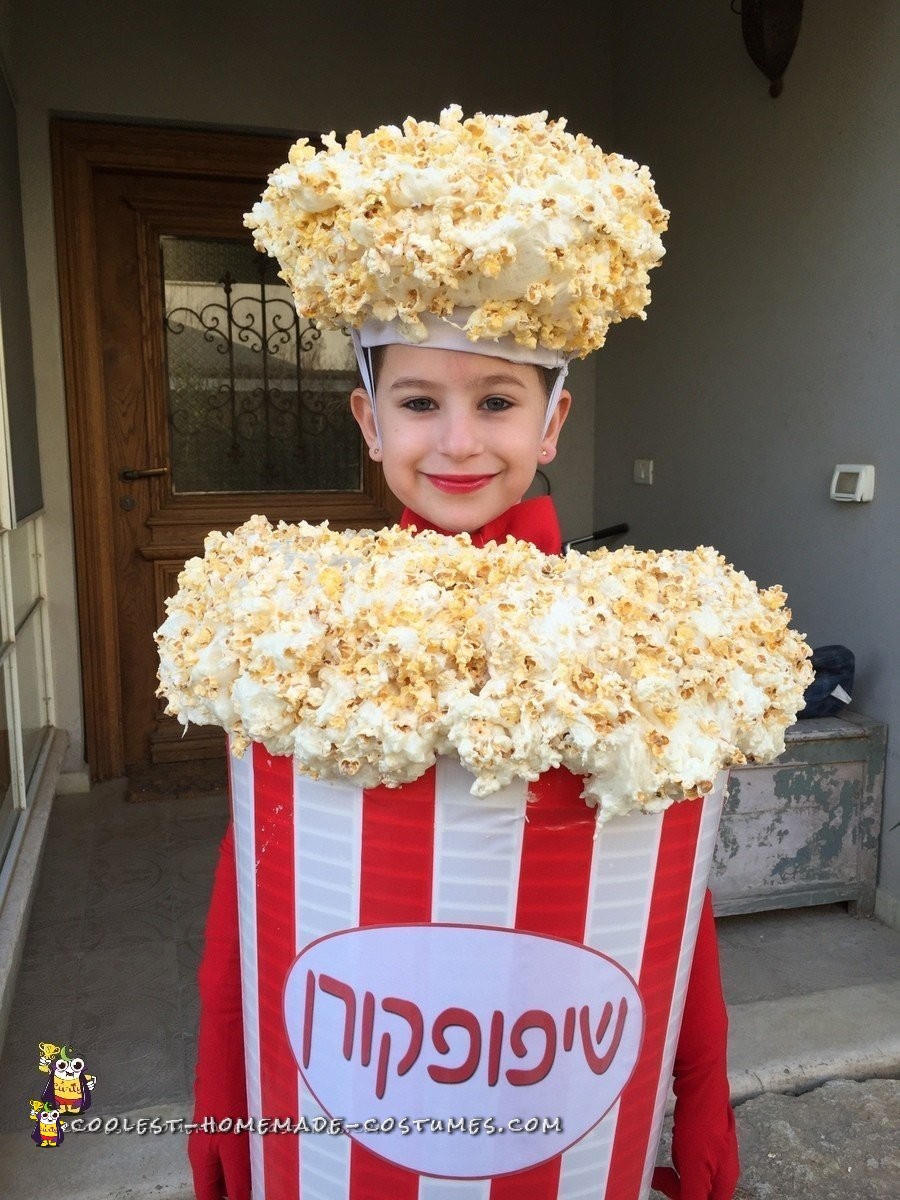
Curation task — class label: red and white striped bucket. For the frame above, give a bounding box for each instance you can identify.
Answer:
[230,743,726,1200]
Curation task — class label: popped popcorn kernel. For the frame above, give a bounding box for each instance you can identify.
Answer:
[156,521,813,822]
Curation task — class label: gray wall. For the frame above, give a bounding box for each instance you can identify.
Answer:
[597,1,899,912]
[5,0,614,140]
[3,2,897,910]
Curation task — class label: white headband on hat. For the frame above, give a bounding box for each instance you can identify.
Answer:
[351,310,570,447]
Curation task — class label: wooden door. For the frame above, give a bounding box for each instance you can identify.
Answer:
[53,122,399,779]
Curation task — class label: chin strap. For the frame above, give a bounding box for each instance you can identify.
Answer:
[350,327,382,449]
[541,360,571,438]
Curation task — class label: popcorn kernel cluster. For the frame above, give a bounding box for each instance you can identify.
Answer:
[244,106,668,358]
[155,518,812,821]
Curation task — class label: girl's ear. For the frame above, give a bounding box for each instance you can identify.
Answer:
[350,387,380,455]
[539,390,572,465]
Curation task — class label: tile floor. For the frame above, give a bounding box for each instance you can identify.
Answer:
[717,897,900,1003]
[2,779,898,1135]
[0,781,229,1131]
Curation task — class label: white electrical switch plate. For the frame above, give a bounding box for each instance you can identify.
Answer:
[633,459,654,485]
[830,464,874,502]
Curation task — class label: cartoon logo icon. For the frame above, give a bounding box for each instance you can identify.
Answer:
[30,1101,66,1147]
[40,1045,97,1114]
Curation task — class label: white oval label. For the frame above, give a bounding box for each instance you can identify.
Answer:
[283,923,644,1179]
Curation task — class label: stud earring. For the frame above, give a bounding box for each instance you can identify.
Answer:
[370,446,381,459]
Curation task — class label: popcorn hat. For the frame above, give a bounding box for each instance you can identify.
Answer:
[245,106,669,431]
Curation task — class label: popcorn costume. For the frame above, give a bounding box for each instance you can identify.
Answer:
[172,108,812,1200]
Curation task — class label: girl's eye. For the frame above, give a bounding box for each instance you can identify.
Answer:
[401,396,435,412]
[482,395,513,412]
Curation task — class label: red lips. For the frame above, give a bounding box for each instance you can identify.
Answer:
[425,474,496,493]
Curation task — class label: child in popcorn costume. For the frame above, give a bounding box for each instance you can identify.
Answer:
[188,107,740,1200]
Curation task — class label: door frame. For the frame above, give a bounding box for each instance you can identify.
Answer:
[51,119,398,780]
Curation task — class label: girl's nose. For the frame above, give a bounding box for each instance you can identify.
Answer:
[437,411,482,459]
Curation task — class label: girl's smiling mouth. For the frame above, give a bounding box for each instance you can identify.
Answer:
[424,474,497,493]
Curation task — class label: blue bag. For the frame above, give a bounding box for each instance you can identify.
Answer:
[797,644,854,719]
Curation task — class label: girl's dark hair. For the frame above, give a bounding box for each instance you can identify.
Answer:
[366,344,558,399]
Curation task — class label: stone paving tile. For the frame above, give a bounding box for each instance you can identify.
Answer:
[653,1079,900,1199]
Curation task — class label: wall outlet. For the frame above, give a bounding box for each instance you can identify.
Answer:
[633,459,654,485]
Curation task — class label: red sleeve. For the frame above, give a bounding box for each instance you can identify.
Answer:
[187,822,251,1200]
[652,891,740,1199]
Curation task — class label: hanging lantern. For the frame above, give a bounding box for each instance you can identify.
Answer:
[740,0,804,97]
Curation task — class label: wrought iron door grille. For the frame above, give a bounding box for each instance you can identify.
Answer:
[161,236,361,494]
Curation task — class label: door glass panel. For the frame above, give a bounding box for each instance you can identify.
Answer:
[0,664,17,864]
[13,613,48,788]
[8,519,40,630]
[161,236,362,494]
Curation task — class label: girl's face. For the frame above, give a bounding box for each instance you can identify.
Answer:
[350,345,571,533]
